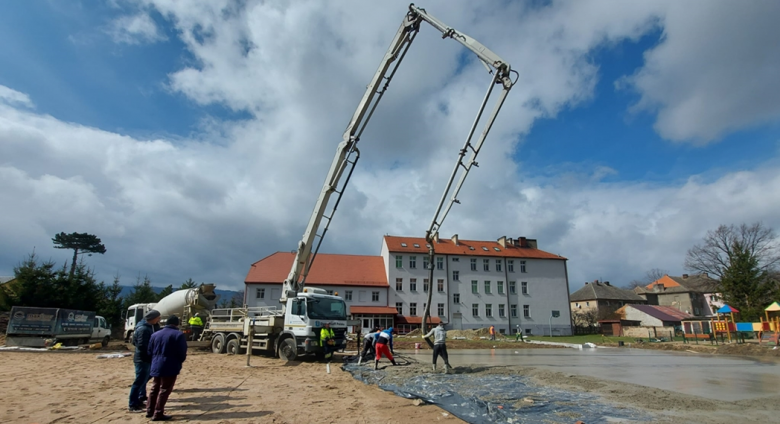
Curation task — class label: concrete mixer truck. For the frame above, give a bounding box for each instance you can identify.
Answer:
[123,284,218,342]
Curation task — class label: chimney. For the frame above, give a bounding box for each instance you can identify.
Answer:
[497,236,507,248]
[518,237,527,247]
[682,274,689,279]
[604,281,610,286]
[585,282,589,285]
[451,234,459,246]
[527,239,538,249]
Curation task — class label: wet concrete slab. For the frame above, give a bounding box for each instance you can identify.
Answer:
[403,348,780,402]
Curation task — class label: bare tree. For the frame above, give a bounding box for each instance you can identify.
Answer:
[685,223,780,279]
[623,268,669,290]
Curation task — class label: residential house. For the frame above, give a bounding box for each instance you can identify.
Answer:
[615,304,693,327]
[381,234,572,336]
[569,280,646,326]
[634,273,721,316]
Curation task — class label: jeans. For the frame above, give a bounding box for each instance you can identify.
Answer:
[147,375,178,419]
[129,361,151,408]
[432,343,449,366]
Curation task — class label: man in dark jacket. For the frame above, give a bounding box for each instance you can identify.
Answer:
[128,309,160,412]
[146,315,188,421]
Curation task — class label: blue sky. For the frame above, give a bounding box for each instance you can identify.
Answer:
[1,1,779,290]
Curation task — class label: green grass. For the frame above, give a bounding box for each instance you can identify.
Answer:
[523,334,637,344]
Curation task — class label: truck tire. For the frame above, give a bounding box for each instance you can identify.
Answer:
[102,336,110,348]
[226,339,240,355]
[279,338,297,362]
[125,330,133,343]
[211,334,226,354]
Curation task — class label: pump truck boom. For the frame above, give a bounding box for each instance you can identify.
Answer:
[204,3,514,361]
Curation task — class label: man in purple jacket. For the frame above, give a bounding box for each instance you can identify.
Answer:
[146,315,188,421]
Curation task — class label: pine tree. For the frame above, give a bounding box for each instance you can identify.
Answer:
[157,285,175,301]
[181,278,197,289]
[51,232,107,280]
[720,241,778,321]
[124,275,158,307]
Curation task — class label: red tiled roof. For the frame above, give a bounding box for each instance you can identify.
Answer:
[245,252,388,287]
[395,315,443,325]
[384,236,566,260]
[350,306,398,315]
[644,275,680,290]
[629,305,693,322]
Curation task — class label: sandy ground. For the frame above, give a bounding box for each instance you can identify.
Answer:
[0,349,461,424]
[3,341,779,424]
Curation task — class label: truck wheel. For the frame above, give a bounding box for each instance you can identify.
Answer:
[102,336,110,348]
[226,339,240,355]
[211,334,226,354]
[125,330,133,343]
[279,338,297,361]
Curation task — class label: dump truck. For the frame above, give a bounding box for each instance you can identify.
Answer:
[123,284,218,342]
[6,306,112,347]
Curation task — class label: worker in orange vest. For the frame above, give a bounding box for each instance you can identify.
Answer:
[489,325,496,341]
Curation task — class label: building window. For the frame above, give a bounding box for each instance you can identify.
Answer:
[452,270,460,281]
[437,279,444,292]
[453,293,460,304]
[410,256,417,269]
[437,303,445,316]
[472,304,479,317]
[471,280,478,293]
[423,279,429,292]
[520,260,527,273]
[372,291,379,302]
[452,257,460,262]
[509,281,516,294]
[395,255,403,268]
[423,257,429,270]
[586,301,590,307]
[483,259,490,271]
[508,260,514,272]
[523,305,530,318]
[396,278,403,291]
[410,303,417,316]
[471,258,477,271]
[499,304,505,317]
[496,260,502,272]
[485,304,492,317]
[345,290,353,301]
[437,257,444,270]
[410,278,417,291]
[256,288,265,299]
[484,280,491,294]
[521,281,528,295]
[511,304,517,317]
[497,281,504,294]
[396,302,403,315]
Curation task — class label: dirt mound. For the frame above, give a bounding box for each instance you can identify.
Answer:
[405,329,422,337]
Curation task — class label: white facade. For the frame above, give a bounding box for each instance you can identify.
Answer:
[246,284,389,310]
[380,239,572,336]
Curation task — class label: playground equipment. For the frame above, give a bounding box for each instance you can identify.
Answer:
[681,302,780,345]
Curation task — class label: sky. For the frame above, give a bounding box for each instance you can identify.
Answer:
[1,0,780,292]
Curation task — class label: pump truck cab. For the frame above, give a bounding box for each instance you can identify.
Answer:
[204,288,347,361]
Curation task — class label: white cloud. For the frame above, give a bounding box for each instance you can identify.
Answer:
[107,12,167,45]
[0,85,34,108]
[622,1,780,143]
[2,1,780,290]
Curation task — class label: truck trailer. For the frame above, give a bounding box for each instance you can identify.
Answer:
[6,306,112,348]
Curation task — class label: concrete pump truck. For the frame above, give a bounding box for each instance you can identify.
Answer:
[203,3,515,360]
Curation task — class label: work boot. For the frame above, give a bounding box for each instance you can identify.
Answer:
[391,359,397,366]
[374,360,379,370]
[432,364,437,372]
[445,363,452,374]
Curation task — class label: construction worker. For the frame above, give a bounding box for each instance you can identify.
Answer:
[374,327,397,369]
[188,313,204,341]
[321,322,336,362]
[423,322,452,373]
[358,327,380,365]
[489,325,496,341]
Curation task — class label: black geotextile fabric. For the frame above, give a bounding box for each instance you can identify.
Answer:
[342,359,650,424]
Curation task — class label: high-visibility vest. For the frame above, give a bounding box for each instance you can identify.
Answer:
[320,328,335,346]
[189,316,203,327]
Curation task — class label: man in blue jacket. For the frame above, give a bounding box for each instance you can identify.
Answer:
[146,315,188,421]
[128,309,160,412]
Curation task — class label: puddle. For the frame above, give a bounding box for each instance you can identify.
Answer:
[344,363,650,424]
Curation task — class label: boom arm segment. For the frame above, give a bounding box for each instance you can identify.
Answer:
[280,4,515,307]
